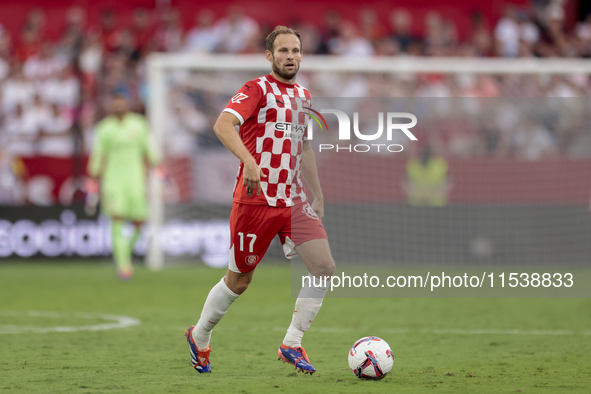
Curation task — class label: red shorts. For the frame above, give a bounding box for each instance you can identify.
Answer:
[228,202,328,273]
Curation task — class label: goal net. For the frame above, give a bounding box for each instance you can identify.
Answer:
[146,54,591,274]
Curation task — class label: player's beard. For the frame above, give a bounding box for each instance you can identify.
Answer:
[272,57,299,81]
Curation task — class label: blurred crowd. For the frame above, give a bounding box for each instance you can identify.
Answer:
[0,0,590,163]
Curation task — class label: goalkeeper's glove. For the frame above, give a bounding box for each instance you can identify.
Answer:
[84,178,100,216]
[154,164,169,181]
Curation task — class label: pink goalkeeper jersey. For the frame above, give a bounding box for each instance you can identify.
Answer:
[223,74,312,207]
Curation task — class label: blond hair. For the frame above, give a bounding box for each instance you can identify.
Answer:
[265,25,302,52]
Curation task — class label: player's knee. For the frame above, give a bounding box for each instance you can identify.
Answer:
[225,273,253,295]
[310,256,335,277]
[231,280,250,295]
[323,258,336,276]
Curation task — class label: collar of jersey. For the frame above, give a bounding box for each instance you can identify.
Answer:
[109,113,132,123]
[266,73,298,88]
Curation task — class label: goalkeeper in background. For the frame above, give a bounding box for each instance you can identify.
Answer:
[87,94,161,281]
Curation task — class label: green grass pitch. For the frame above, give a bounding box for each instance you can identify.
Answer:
[1,261,590,393]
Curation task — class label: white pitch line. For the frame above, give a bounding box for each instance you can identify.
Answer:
[0,311,141,334]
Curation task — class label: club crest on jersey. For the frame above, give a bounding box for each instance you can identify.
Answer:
[302,203,319,220]
[245,254,259,266]
[231,93,249,104]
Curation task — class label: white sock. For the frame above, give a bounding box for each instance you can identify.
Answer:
[192,277,239,350]
[283,274,328,347]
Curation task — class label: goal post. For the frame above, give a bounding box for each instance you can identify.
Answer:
[145,54,591,271]
[147,53,591,75]
[146,56,167,270]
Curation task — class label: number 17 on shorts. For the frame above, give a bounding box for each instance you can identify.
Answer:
[228,202,327,273]
[228,203,289,273]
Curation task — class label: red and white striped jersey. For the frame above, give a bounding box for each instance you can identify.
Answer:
[223,74,312,207]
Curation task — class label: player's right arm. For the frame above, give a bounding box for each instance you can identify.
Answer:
[85,120,108,215]
[213,112,266,196]
[87,120,109,181]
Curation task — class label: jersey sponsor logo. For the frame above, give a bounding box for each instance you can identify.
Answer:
[274,122,306,140]
[276,99,284,107]
[245,254,259,266]
[302,202,319,220]
[274,123,306,133]
[244,84,251,90]
[231,93,249,104]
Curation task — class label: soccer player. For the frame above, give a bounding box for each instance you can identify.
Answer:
[87,94,161,281]
[185,26,335,374]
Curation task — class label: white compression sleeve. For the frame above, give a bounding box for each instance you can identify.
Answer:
[192,277,239,350]
[283,274,328,347]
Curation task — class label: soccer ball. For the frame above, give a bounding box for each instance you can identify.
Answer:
[348,336,393,379]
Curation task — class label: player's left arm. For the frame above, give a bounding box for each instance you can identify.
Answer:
[139,115,167,178]
[139,116,160,166]
[301,139,324,220]
[88,125,106,180]
[85,123,107,215]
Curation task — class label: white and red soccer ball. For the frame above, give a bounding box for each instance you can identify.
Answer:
[348,336,394,379]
